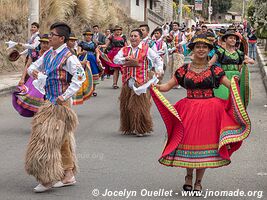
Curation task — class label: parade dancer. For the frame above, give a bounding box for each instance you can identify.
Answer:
[209,30,254,107]
[169,22,186,84]
[18,22,40,62]
[92,25,106,46]
[25,22,86,193]
[78,29,101,97]
[139,24,158,76]
[113,29,163,136]
[67,33,94,104]
[12,34,50,117]
[139,24,157,52]
[98,25,127,89]
[215,28,226,48]
[150,34,251,193]
[169,22,186,55]
[152,27,168,71]
[67,33,78,55]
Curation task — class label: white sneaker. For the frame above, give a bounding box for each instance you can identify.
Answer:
[53,176,76,188]
[33,183,52,193]
[135,133,145,137]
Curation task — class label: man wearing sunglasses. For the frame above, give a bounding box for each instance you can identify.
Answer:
[26,22,86,193]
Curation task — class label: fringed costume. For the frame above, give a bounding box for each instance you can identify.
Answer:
[114,42,163,135]
[119,44,152,135]
[25,101,78,184]
[26,43,85,185]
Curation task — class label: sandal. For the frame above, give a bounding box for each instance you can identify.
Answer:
[193,180,203,197]
[182,174,193,191]
[112,84,119,89]
[93,92,97,97]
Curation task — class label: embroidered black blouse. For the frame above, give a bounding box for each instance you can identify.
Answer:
[174,64,225,98]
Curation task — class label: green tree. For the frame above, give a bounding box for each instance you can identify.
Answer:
[248,0,267,50]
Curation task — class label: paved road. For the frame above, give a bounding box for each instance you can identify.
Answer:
[0,64,266,200]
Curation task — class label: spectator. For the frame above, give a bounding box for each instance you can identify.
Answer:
[92,25,106,45]
[162,23,170,37]
[201,25,208,34]
[248,28,257,60]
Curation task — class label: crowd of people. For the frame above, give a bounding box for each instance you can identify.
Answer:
[9,20,254,195]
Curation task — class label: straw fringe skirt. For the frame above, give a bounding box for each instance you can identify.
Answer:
[25,101,78,184]
[119,84,153,135]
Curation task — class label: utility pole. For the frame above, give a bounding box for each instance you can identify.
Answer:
[208,0,212,24]
[28,0,39,37]
[179,0,183,25]
[242,0,245,23]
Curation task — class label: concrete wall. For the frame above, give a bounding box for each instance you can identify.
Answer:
[162,0,173,22]
[131,0,145,21]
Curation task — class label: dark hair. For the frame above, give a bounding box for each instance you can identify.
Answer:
[93,25,99,28]
[154,27,162,35]
[31,22,39,29]
[139,24,150,32]
[50,22,71,43]
[201,25,208,29]
[131,29,143,38]
[173,22,180,26]
[207,28,214,33]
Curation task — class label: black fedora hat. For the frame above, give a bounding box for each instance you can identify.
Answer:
[8,49,20,62]
[218,28,226,36]
[221,30,239,42]
[39,34,49,42]
[83,28,93,36]
[69,33,78,40]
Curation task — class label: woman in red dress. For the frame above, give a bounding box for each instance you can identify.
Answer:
[98,25,127,89]
[151,34,251,193]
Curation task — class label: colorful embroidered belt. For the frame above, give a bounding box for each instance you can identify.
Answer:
[187,89,214,99]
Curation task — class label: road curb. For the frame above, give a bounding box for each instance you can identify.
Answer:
[0,86,16,96]
[256,45,267,94]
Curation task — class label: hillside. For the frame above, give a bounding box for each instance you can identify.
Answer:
[230,0,244,13]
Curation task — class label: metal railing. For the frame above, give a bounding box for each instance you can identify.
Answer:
[147,8,165,25]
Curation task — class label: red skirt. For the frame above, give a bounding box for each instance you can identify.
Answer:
[150,77,251,168]
[99,48,122,75]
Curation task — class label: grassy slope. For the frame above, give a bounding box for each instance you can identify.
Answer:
[230,0,244,12]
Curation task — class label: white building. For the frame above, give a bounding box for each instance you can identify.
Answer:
[114,0,173,32]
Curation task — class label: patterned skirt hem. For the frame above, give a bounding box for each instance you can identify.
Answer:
[159,158,230,169]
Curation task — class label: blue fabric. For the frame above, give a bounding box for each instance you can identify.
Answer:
[249,43,256,60]
[78,41,100,75]
[209,47,221,67]
[44,47,70,104]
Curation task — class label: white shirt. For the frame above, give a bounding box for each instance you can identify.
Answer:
[156,38,168,56]
[20,32,41,55]
[113,43,163,74]
[162,25,170,37]
[141,36,158,52]
[156,38,169,65]
[171,30,187,45]
[28,43,86,101]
